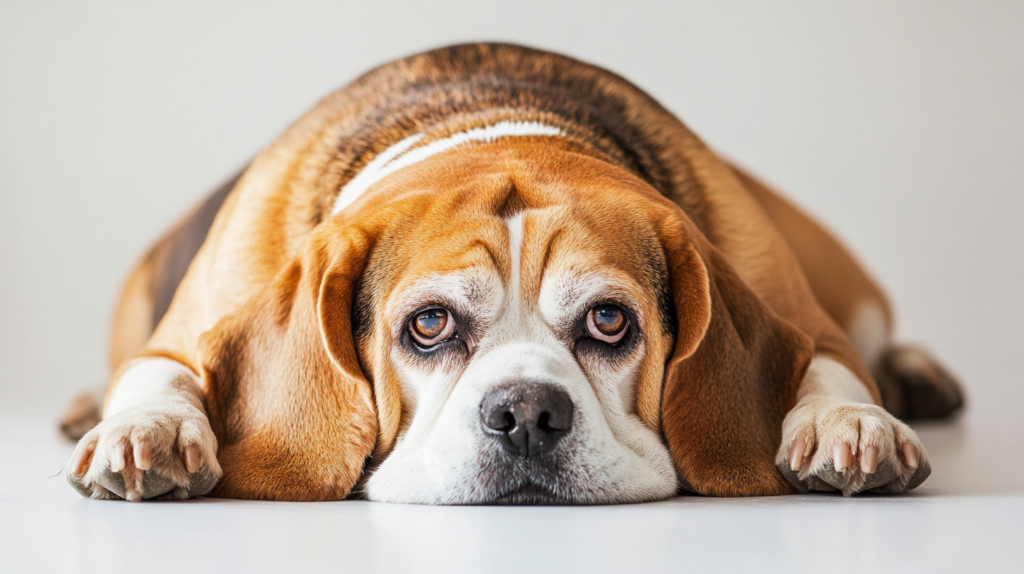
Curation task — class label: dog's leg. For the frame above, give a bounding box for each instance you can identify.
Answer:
[59,171,240,443]
[848,300,964,419]
[690,162,936,494]
[775,356,930,495]
[734,164,964,419]
[875,344,964,419]
[65,358,222,501]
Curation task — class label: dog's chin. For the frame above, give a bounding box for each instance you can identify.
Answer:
[488,482,574,506]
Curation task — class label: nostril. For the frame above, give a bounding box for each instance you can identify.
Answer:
[537,411,553,432]
[537,408,572,432]
[499,411,516,433]
[482,408,518,434]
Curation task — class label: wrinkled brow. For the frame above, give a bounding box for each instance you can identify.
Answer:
[383,267,502,334]
[352,235,504,342]
[539,270,646,328]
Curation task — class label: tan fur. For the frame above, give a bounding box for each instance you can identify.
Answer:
[84,43,950,500]
[108,258,156,373]
[731,165,894,355]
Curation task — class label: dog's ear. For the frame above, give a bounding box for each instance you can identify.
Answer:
[198,227,378,501]
[659,215,814,496]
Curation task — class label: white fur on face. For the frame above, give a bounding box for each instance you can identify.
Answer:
[364,214,678,504]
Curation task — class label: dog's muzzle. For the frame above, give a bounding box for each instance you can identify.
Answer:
[479,381,574,457]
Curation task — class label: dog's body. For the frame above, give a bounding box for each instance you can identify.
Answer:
[64,43,961,503]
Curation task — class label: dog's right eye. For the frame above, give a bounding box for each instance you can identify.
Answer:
[585,304,629,344]
[409,308,456,347]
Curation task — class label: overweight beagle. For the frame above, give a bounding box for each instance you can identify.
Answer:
[62,43,963,503]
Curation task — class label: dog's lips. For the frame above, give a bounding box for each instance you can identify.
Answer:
[489,481,572,505]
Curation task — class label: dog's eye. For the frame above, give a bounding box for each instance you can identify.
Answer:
[586,305,629,344]
[409,308,456,347]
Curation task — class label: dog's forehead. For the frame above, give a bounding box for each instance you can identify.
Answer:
[360,141,669,304]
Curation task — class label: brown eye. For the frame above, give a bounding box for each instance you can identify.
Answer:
[586,305,629,344]
[410,308,456,347]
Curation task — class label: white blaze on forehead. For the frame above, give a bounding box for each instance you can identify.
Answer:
[504,212,525,299]
[331,121,563,216]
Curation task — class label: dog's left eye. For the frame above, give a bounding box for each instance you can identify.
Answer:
[409,308,456,347]
[586,304,629,344]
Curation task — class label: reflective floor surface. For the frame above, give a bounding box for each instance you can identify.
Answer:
[2,404,1022,574]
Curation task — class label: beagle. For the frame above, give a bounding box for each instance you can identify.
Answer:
[63,43,963,503]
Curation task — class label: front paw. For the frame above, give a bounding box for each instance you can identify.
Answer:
[775,401,930,496]
[65,399,222,501]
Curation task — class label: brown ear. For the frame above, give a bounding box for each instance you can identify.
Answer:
[660,220,814,496]
[198,230,378,501]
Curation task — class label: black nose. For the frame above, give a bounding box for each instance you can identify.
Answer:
[480,381,574,457]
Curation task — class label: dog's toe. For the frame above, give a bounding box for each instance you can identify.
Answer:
[865,459,931,494]
[66,469,93,498]
[139,471,177,500]
[860,459,900,491]
[186,470,219,497]
[777,402,929,496]
[65,401,222,501]
[777,460,840,493]
[94,467,129,499]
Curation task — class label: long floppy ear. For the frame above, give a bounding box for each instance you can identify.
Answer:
[198,230,378,501]
[660,219,814,496]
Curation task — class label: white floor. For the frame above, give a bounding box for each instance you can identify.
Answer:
[3,403,1021,574]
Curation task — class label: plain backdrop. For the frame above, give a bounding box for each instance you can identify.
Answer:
[1,1,1022,419]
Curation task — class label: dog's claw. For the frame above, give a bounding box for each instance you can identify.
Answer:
[789,437,806,471]
[134,439,152,471]
[832,443,851,472]
[860,445,878,474]
[903,442,920,470]
[185,444,202,473]
[109,442,126,473]
[69,442,94,477]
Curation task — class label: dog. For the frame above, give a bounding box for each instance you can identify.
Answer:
[62,43,963,503]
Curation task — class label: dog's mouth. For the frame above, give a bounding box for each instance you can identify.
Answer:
[489,481,573,505]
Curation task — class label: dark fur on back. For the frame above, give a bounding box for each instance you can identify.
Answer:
[308,43,710,231]
[150,171,241,327]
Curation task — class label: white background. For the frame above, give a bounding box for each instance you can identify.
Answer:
[2,2,1021,410]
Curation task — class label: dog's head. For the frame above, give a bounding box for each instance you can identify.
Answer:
[203,138,813,503]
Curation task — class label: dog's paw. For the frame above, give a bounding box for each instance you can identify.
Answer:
[58,388,103,441]
[775,401,930,496]
[875,344,965,420]
[65,398,221,501]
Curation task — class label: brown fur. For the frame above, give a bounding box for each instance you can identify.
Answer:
[95,43,919,499]
[732,165,894,350]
